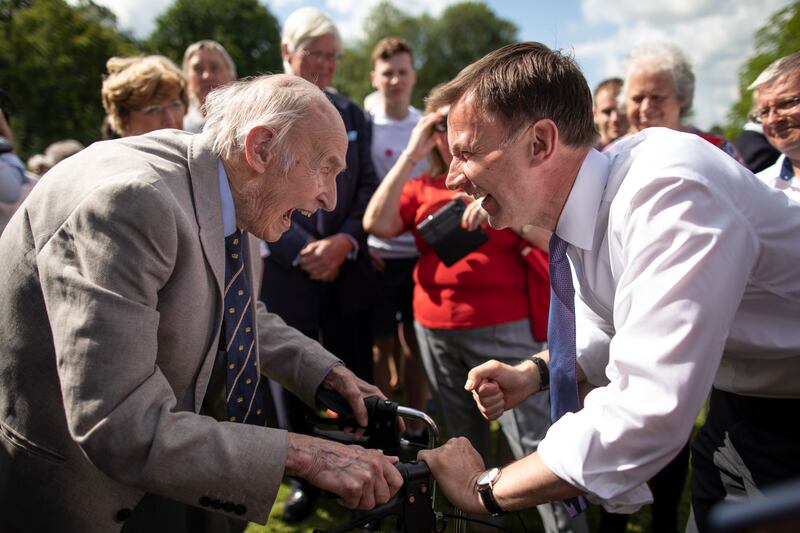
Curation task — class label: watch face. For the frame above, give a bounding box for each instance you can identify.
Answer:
[477,467,501,487]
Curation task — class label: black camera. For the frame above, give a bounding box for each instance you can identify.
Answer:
[416,199,488,266]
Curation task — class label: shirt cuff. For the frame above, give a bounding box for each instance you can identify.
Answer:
[537,414,654,514]
[339,233,359,260]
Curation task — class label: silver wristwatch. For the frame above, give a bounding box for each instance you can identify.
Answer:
[476,467,504,516]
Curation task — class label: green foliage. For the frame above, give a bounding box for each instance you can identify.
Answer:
[0,0,139,157]
[146,0,281,78]
[726,1,800,139]
[335,1,518,110]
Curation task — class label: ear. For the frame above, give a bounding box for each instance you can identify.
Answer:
[370,69,377,89]
[243,126,275,174]
[526,119,558,167]
[280,43,291,61]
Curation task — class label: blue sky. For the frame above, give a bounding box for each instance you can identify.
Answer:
[93,0,794,130]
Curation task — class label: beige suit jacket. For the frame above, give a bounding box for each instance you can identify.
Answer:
[0,130,340,532]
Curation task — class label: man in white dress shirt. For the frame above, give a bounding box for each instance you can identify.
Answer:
[752,51,800,198]
[417,42,800,533]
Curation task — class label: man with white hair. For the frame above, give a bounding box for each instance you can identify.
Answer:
[264,7,380,523]
[182,40,238,133]
[0,74,402,533]
[751,51,800,198]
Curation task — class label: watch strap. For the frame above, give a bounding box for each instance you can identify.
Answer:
[477,470,505,516]
[530,355,549,391]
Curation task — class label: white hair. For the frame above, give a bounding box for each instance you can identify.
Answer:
[624,42,695,118]
[281,7,341,75]
[749,51,800,91]
[203,74,328,173]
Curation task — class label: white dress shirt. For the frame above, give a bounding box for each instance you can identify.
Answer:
[537,127,800,513]
[757,154,799,200]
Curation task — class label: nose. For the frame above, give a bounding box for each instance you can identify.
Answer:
[641,97,658,115]
[318,175,338,212]
[761,107,784,127]
[445,159,468,192]
[163,110,182,130]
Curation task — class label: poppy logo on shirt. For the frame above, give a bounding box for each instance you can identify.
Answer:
[385,148,394,158]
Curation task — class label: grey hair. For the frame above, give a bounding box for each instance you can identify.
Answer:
[749,51,800,91]
[624,42,695,118]
[281,7,341,74]
[182,40,237,78]
[203,74,326,173]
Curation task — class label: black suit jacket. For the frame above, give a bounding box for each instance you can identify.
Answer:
[261,91,379,332]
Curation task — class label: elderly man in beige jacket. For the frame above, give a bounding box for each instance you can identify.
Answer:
[0,74,402,533]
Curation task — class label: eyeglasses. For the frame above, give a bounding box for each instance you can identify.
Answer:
[433,115,448,133]
[135,99,185,117]
[749,96,800,124]
[301,48,342,64]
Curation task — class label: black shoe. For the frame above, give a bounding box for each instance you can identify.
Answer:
[282,487,318,523]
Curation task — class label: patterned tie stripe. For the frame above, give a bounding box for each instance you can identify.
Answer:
[548,234,588,516]
[222,230,266,426]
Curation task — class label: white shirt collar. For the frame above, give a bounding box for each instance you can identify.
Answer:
[556,148,610,251]
[217,159,237,237]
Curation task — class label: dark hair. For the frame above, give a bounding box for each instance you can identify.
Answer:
[427,42,596,148]
[593,77,623,98]
[371,37,414,65]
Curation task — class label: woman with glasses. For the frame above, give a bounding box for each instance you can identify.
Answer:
[101,55,187,137]
[363,86,585,533]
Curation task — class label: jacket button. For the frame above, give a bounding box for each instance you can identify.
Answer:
[234,504,247,515]
[199,496,212,507]
[223,501,236,513]
[210,498,223,509]
[114,508,132,522]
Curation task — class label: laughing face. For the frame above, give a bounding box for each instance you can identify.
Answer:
[755,71,800,161]
[233,105,347,241]
[444,95,551,230]
[626,68,683,132]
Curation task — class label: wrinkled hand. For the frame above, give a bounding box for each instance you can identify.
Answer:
[321,365,387,428]
[299,235,353,282]
[458,194,490,231]
[464,359,540,421]
[286,434,404,510]
[369,249,386,273]
[405,112,446,162]
[417,437,487,514]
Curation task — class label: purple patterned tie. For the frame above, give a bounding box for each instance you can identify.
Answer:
[222,230,266,426]
[548,233,588,515]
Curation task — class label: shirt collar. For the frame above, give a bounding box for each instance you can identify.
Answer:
[555,148,609,251]
[217,158,237,237]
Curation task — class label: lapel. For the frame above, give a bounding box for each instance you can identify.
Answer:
[186,132,226,410]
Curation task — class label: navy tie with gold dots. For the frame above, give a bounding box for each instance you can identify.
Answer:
[548,233,588,516]
[222,230,266,426]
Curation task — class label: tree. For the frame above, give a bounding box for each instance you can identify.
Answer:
[0,0,139,157]
[147,0,282,78]
[726,2,800,138]
[335,1,518,110]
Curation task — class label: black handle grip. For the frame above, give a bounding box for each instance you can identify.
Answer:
[314,389,401,451]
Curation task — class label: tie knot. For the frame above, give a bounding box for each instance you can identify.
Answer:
[549,233,568,262]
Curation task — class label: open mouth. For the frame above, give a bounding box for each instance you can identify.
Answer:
[471,189,496,212]
[282,208,314,223]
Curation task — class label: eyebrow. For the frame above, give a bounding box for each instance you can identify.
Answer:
[327,154,346,173]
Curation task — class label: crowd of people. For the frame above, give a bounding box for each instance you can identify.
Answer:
[1,5,799,533]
